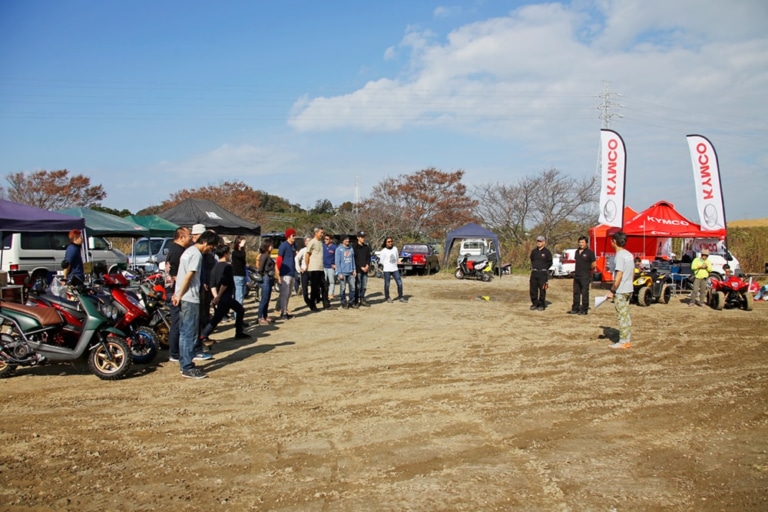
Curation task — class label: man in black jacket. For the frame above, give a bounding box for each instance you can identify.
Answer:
[529,235,553,311]
[353,231,372,307]
[568,236,596,315]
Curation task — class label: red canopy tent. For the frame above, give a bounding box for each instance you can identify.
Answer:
[590,201,726,281]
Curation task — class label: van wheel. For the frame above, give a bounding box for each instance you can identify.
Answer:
[30,269,50,287]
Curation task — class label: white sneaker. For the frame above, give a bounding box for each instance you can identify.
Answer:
[608,341,632,350]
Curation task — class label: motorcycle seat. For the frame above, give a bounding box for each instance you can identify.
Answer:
[1,300,62,326]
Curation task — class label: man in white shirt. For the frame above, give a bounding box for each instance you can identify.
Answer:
[379,237,408,303]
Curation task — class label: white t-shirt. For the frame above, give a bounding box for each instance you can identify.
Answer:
[379,246,400,272]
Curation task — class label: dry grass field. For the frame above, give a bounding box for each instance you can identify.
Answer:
[1,274,767,511]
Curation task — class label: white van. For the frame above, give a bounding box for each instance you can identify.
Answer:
[129,237,173,272]
[459,239,489,257]
[0,231,128,283]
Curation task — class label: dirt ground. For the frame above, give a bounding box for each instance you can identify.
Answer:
[1,273,767,511]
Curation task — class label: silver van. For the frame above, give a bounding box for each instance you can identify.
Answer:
[129,237,173,272]
[1,231,128,283]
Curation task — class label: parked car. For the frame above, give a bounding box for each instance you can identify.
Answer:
[399,243,440,275]
[129,237,173,272]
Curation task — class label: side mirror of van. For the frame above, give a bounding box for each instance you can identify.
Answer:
[163,248,169,256]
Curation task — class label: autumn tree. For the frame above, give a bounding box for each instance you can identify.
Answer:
[358,168,478,243]
[5,170,106,210]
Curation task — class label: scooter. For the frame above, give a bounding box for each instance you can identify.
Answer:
[0,284,133,380]
[454,254,494,282]
[94,274,159,364]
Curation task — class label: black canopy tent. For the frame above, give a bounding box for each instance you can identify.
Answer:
[158,199,261,236]
[442,222,502,276]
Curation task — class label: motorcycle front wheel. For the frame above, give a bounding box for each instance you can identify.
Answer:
[130,327,159,364]
[89,335,133,380]
[454,268,464,280]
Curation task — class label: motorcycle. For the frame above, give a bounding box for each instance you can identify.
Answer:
[137,281,171,350]
[369,254,383,278]
[455,254,493,282]
[708,275,754,311]
[94,273,159,364]
[0,283,133,380]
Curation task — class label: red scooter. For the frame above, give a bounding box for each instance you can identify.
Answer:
[95,274,159,364]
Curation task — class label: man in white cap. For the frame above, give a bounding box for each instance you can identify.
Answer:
[529,235,553,311]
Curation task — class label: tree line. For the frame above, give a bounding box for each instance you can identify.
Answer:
[2,167,600,270]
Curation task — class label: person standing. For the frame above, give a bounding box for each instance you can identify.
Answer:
[529,235,553,311]
[568,236,596,315]
[173,230,219,379]
[257,239,276,325]
[231,236,248,309]
[164,226,192,363]
[334,235,356,308]
[606,231,634,349]
[379,237,408,303]
[61,229,85,284]
[305,227,334,310]
[199,244,251,342]
[276,228,297,320]
[295,236,313,311]
[323,234,337,301]
[353,231,372,307]
[689,248,712,307]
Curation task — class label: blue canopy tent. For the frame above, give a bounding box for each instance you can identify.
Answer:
[442,222,502,277]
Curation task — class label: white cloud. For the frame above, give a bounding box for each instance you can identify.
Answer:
[156,143,299,180]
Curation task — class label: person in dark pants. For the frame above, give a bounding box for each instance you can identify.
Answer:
[568,235,596,315]
[165,226,192,362]
[200,244,251,342]
[353,231,372,307]
[529,235,553,311]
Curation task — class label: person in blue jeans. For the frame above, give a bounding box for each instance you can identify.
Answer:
[164,226,192,362]
[323,234,337,300]
[172,230,219,380]
[379,237,408,303]
[334,235,356,308]
[257,239,275,325]
[231,236,248,312]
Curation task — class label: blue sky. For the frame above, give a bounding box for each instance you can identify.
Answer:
[1,0,767,222]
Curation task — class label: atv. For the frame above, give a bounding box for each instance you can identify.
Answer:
[631,268,674,306]
[707,275,754,311]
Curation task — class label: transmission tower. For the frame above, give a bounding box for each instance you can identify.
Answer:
[597,82,623,129]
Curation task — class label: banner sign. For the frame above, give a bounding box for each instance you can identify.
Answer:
[598,129,626,228]
[686,134,726,231]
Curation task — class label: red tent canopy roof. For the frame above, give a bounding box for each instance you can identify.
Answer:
[623,200,726,238]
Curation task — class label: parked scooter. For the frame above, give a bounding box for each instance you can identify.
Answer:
[94,273,159,364]
[454,254,494,282]
[0,282,133,380]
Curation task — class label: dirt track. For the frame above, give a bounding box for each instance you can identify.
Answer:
[1,274,767,511]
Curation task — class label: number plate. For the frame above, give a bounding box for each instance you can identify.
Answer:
[405,265,413,270]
